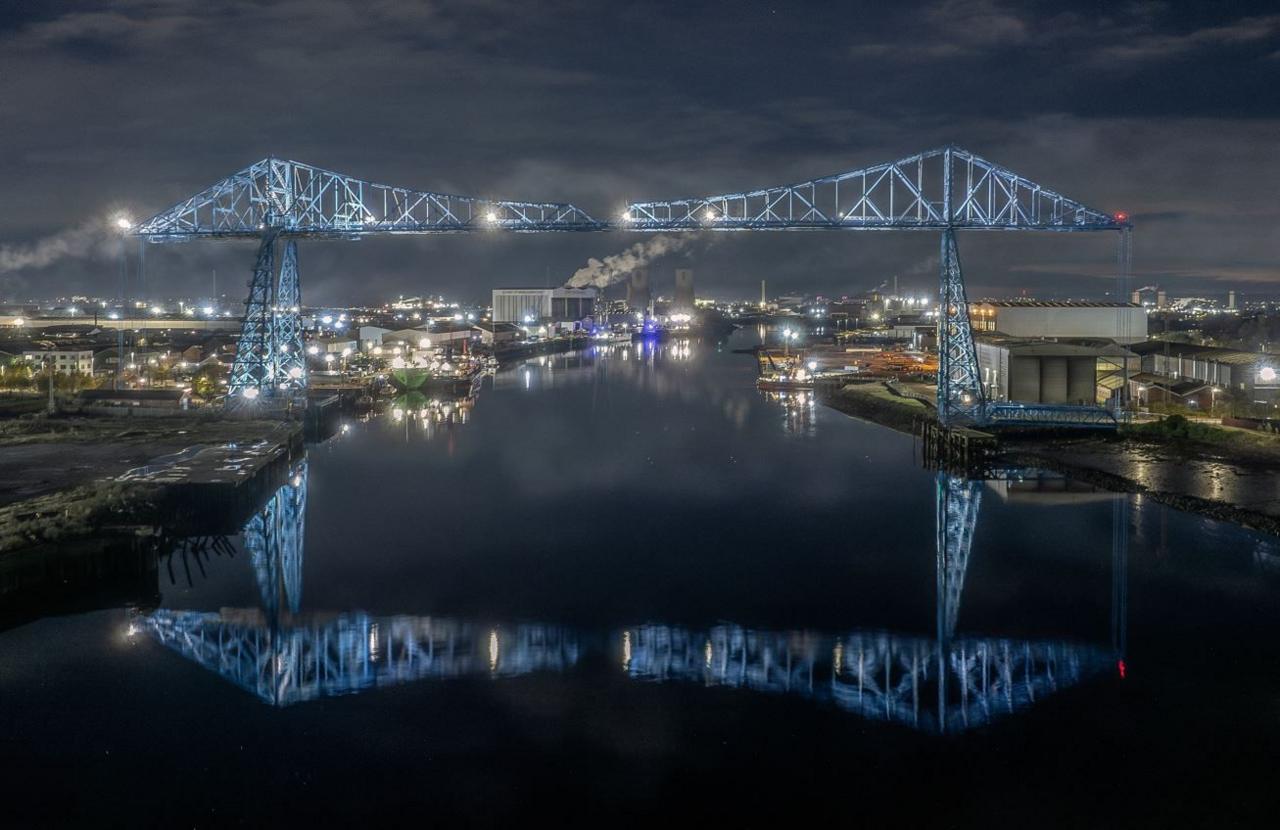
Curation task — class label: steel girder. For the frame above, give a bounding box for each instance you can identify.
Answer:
[985,402,1121,427]
[135,157,603,240]
[227,233,307,403]
[937,229,985,425]
[621,145,1126,232]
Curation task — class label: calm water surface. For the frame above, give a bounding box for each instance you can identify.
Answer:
[3,331,1280,825]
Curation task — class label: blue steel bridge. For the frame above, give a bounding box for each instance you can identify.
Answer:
[136,460,1127,730]
[133,146,1132,428]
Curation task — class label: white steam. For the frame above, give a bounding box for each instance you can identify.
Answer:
[0,220,117,274]
[565,234,694,288]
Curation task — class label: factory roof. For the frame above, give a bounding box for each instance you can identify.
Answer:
[975,334,1136,357]
[972,299,1141,309]
[1127,340,1264,364]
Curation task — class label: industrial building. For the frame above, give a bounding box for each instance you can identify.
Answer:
[969,300,1148,344]
[472,321,521,346]
[626,270,650,312]
[673,269,695,312]
[492,288,597,324]
[1128,341,1280,408]
[975,336,1137,406]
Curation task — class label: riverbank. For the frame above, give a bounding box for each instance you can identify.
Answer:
[819,380,931,434]
[0,413,301,554]
[818,380,1280,536]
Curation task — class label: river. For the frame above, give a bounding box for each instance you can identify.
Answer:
[3,329,1280,825]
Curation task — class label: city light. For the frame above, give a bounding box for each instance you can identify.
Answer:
[485,210,498,223]
[114,215,133,231]
[241,387,259,400]
[307,345,320,355]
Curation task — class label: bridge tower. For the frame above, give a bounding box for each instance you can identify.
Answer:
[227,229,307,406]
[937,146,985,426]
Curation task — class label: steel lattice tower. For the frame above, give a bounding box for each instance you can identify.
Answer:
[225,235,305,405]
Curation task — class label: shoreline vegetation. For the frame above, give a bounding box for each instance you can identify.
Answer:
[821,382,1280,537]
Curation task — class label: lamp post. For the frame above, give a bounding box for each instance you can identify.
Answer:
[114,215,132,391]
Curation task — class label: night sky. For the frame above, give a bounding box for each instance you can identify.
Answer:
[0,1,1277,305]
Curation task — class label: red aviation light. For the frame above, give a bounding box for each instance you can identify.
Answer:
[1115,212,1129,223]
[1117,659,1127,679]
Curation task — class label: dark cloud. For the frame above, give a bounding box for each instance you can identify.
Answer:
[0,0,1276,305]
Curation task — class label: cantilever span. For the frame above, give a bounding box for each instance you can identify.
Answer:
[621,146,1127,233]
[135,157,605,240]
[132,147,1130,425]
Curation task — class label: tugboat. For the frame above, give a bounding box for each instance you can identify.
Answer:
[755,347,815,391]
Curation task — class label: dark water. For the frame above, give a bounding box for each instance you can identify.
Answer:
[4,331,1280,825]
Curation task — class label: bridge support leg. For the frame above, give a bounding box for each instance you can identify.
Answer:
[246,460,307,618]
[935,471,982,733]
[936,472,982,644]
[274,241,306,394]
[936,228,984,425]
[226,232,307,408]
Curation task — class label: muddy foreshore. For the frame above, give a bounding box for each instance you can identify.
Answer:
[820,382,1280,537]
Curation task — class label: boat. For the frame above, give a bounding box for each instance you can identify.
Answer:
[388,353,485,396]
[756,374,815,392]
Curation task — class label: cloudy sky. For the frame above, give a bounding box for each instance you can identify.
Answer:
[0,0,1276,305]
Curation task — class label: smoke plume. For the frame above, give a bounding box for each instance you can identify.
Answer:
[565,234,694,288]
[0,220,116,274]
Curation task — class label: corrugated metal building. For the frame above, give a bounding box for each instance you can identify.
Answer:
[976,336,1137,406]
[969,300,1148,344]
[492,288,597,323]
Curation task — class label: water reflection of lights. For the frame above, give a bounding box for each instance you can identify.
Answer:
[762,389,817,437]
[386,392,475,440]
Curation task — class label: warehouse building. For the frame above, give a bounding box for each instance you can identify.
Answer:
[1128,341,1280,408]
[969,300,1148,344]
[976,336,1137,406]
[492,288,598,323]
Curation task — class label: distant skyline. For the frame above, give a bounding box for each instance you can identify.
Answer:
[1,1,1277,305]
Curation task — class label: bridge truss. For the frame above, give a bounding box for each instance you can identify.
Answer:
[134,147,1129,423]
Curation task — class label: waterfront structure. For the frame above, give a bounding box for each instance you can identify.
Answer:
[21,348,93,376]
[492,288,597,323]
[1129,341,1280,408]
[969,300,1147,345]
[975,336,1136,406]
[473,321,521,346]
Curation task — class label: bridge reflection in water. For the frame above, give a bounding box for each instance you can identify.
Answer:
[138,459,1128,732]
